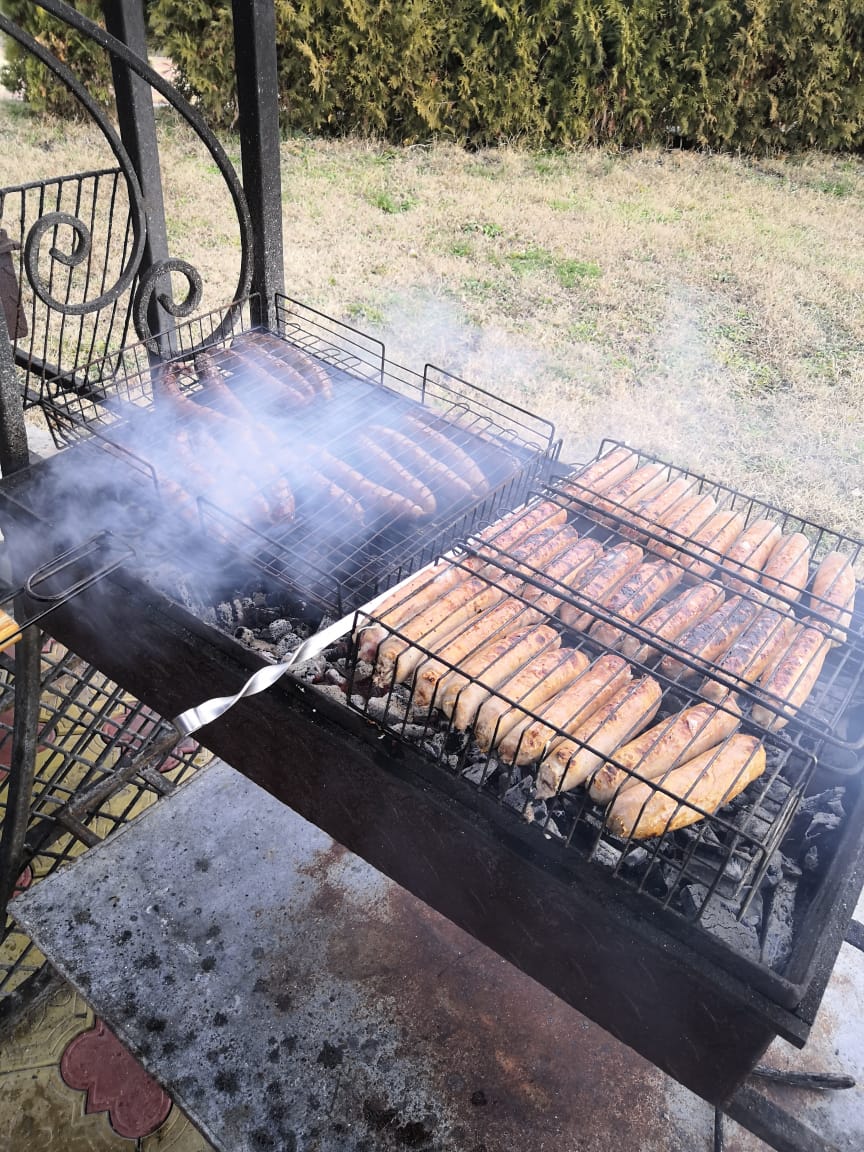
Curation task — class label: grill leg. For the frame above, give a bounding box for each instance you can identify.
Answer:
[0,625,41,913]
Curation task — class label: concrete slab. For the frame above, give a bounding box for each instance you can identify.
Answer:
[12,760,859,1152]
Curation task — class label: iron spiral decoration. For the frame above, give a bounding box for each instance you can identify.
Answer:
[0,0,253,350]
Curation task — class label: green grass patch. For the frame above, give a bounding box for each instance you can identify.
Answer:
[449,240,473,257]
[461,220,503,237]
[506,246,601,288]
[346,300,386,326]
[369,190,416,214]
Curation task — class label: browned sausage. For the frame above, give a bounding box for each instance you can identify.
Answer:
[562,445,638,498]
[473,648,591,752]
[678,508,747,578]
[721,518,781,595]
[619,581,725,663]
[241,330,334,399]
[810,551,856,644]
[653,493,717,560]
[317,450,425,520]
[355,560,473,661]
[472,500,569,552]
[412,598,540,709]
[607,735,765,839]
[751,626,831,730]
[377,574,524,688]
[590,462,668,519]
[499,654,632,766]
[559,543,644,631]
[403,414,488,493]
[372,426,474,504]
[588,560,683,649]
[621,477,698,540]
[589,698,741,805]
[522,539,604,612]
[480,526,581,584]
[659,596,757,681]
[358,435,437,517]
[439,625,560,730]
[701,609,795,703]
[760,532,812,605]
[536,675,662,798]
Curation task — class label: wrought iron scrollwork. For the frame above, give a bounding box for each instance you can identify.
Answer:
[0,0,253,350]
[133,259,204,349]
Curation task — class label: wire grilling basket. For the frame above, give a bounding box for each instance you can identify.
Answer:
[345,441,864,977]
[36,294,558,615]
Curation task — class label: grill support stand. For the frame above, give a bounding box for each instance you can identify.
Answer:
[232,0,285,330]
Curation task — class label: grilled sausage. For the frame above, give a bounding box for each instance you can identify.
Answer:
[194,350,256,422]
[652,492,717,560]
[381,575,524,688]
[358,435,437,517]
[439,625,560,730]
[701,609,795,703]
[499,654,632,766]
[751,626,831,730]
[536,676,663,798]
[403,414,488,493]
[217,344,312,407]
[562,445,638,498]
[559,543,644,631]
[473,648,591,752]
[588,560,683,649]
[760,532,812,605]
[721,518,781,595]
[317,450,425,520]
[678,508,747,578]
[355,561,473,661]
[659,595,757,682]
[810,551,856,644]
[589,699,742,805]
[480,526,581,585]
[620,581,725,663]
[621,477,697,540]
[522,539,604,611]
[607,734,766,839]
[412,598,540,709]
[473,500,569,552]
[590,462,668,519]
[242,330,334,399]
[372,426,475,504]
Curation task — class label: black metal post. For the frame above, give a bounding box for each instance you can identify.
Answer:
[232,0,285,328]
[0,307,41,919]
[101,0,173,355]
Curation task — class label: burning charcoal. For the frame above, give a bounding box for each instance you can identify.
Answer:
[275,636,300,660]
[296,655,327,681]
[803,845,820,872]
[324,667,343,685]
[763,857,783,890]
[781,854,803,879]
[503,777,533,813]
[798,787,846,817]
[761,877,797,971]
[592,839,622,869]
[759,779,789,810]
[217,601,236,627]
[314,683,348,704]
[366,696,408,724]
[680,883,761,958]
[805,811,843,839]
[268,619,294,641]
[234,627,256,645]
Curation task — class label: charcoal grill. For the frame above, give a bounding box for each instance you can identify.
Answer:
[1,4,862,1149]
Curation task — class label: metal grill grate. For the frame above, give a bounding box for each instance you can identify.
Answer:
[36,296,557,614]
[0,640,210,1004]
[344,446,864,978]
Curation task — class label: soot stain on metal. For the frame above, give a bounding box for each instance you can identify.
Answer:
[273,836,676,1149]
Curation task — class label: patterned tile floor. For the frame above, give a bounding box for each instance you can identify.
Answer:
[0,639,214,1150]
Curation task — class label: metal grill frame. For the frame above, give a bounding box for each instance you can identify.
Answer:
[343,447,864,1005]
[35,295,559,615]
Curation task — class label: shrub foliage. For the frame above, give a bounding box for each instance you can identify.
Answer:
[4,0,864,151]
[0,0,114,119]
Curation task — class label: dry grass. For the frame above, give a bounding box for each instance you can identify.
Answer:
[2,101,864,536]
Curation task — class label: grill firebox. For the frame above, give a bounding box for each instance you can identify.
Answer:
[1,345,863,1108]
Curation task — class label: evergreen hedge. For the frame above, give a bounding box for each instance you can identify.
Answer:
[0,0,114,119]
[4,0,864,151]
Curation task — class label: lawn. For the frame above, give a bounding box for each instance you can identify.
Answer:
[2,102,863,539]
